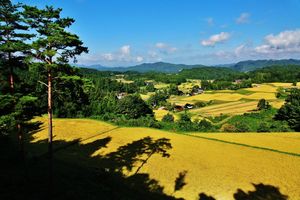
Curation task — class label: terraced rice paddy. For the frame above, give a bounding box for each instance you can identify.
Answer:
[169,83,291,117]
[190,101,258,117]
[31,117,300,200]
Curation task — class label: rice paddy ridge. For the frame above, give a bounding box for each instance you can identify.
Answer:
[184,133,300,158]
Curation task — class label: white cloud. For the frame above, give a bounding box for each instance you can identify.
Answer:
[155,42,177,54]
[102,53,114,61]
[120,45,130,55]
[255,29,300,54]
[155,42,167,49]
[236,12,250,24]
[201,32,230,47]
[136,56,144,62]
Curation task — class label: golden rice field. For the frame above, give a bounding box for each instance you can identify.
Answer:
[153,109,169,121]
[154,82,170,89]
[190,101,258,117]
[153,109,180,121]
[115,78,134,84]
[168,83,291,117]
[31,117,300,200]
[178,80,201,93]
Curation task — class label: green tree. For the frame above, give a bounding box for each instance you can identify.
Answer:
[23,5,88,156]
[148,91,169,108]
[162,113,174,123]
[0,0,32,94]
[116,94,153,119]
[257,98,271,110]
[275,89,300,131]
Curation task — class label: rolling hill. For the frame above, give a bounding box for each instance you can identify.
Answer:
[230,59,300,72]
[79,59,300,73]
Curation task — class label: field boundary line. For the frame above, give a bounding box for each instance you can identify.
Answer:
[181,133,300,158]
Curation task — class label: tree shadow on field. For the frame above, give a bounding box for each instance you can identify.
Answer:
[198,183,288,200]
[1,129,179,200]
[233,183,288,200]
[101,136,172,174]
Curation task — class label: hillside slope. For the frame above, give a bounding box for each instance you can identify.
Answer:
[231,59,300,72]
[30,117,300,200]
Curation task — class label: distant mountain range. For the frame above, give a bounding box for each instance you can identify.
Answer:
[230,59,300,72]
[79,62,206,73]
[78,59,300,73]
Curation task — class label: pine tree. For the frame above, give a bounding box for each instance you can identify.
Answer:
[0,0,33,155]
[22,5,88,158]
[0,0,32,94]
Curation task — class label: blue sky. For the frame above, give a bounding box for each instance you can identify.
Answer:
[15,0,300,66]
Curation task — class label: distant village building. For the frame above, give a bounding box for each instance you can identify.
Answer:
[158,106,168,110]
[234,79,242,84]
[116,92,127,99]
[184,103,194,109]
[188,87,204,96]
[174,105,184,112]
[145,80,154,86]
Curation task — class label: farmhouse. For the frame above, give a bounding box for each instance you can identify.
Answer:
[184,103,194,109]
[174,105,184,112]
[116,92,127,99]
[158,106,168,110]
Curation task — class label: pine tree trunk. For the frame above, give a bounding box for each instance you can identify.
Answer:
[47,69,53,195]
[8,52,14,94]
[48,69,53,157]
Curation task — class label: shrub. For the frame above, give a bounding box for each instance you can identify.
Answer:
[221,123,237,132]
[162,113,175,123]
[257,99,271,110]
[194,101,207,108]
[235,122,251,132]
[197,119,213,130]
[257,122,270,132]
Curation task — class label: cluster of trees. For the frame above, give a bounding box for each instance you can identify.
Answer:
[0,0,88,160]
[201,80,252,90]
[248,65,300,83]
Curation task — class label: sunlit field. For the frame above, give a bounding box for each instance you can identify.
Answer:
[31,117,300,200]
[166,83,292,118]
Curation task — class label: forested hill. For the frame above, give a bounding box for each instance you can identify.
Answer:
[230,59,300,72]
[80,59,300,73]
[80,62,207,73]
[178,67,243,80]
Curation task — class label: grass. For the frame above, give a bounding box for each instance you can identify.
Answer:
[28,117,300,200]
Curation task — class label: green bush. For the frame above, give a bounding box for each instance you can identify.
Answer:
[162,113,174,123]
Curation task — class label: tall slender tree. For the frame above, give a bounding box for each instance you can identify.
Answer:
[0,0,33,155]
[23,5,88,158]
[0,0,32,94]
